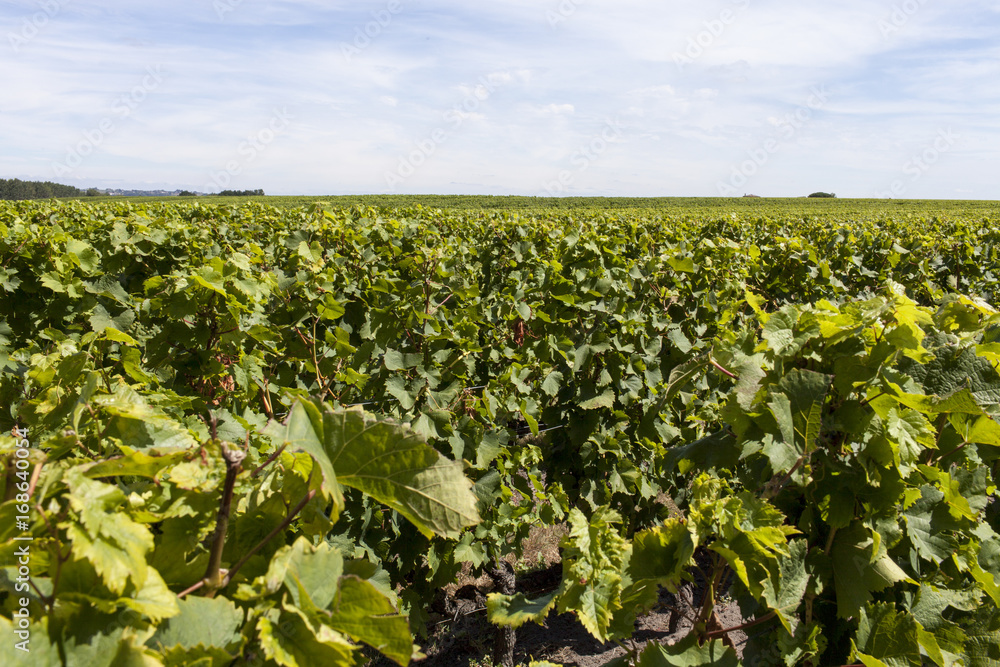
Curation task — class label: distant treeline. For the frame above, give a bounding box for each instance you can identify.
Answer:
[215,189,265,196]
[0,179,98,200]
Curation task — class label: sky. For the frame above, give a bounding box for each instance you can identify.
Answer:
[1,1,998,198]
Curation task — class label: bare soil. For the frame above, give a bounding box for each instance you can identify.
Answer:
[369,497,752,666]
[404,559,748,667]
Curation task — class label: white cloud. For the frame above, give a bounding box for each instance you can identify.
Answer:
[538,103,575,115]
[0,0,996,197]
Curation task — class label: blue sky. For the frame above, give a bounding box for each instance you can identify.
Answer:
[2,0,998,197]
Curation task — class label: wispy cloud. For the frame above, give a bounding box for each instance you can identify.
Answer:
[0,0,997,197]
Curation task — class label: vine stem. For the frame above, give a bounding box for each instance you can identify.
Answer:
[33,502,70,613]
[428,291,454,315]
[177,579,206,599]
[703,610,776,639]
[694,552,728,642]
[26,458,44,498]
[200,442,246,597]
[763,456,806,501]
[858,391,885,409]
[219,488,318,591]
[824,526,839,557]
[251,444,287,478]
[259,376,274,418]
[933,441,969,465]
[708,356,737,379]
[1,238,31,268]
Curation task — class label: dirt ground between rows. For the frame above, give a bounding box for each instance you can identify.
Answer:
[403,562,748,667]
[366,495,750,667]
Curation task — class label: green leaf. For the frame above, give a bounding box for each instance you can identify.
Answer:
[889,388,983,415]
[383,349,421,371]
[63,628,162,667]
[762,305,819,357]
[777,369,832,433]
[886,408,936,466]
[88,303,136,336]
[278,537,344,611]
[636,634,739,666]
[831,522,912,619]
[950,413,1000,447]
[731,353,766,410]
[298,240,324,263]
[125,567,182,622]
[83,447,190,480]
[122,348,158,385]
[453,536,487,567]
[760,539,809,635]
[191,262,227,296]
[258,611,358,667]
[706,493,796,598]
[86,275,131,305]
[667,327,692,354]
[902,486,960,564]
[487,590,558,629]
[902,340,1000,407]
[577,386,615,410]
[910,584,980,633]
[555,507,630,643]
[384,376,417,410]
[61,469,156,596]
[768,392,796,451]
[628,519,695,589]
[541,369,564,397]
[326,575,412,666]
[666,256,696,273]
[664,356,709,401]
[963,546,1000,607]
[265,400,480,538]
[105,326,139,346]
[95,384,199,450]
[664,429,741,473]
[918,464,988,522]
[152,596,244,654]
[851,603,922,667]
[745,289,765,315]
[961,607,1000,667]
[0,617,62,666]
[66,238,101,273]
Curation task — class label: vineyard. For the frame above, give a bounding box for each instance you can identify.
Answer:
[0,197,998,666]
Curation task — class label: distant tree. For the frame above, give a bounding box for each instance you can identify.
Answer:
[808,192,836,198]
[0,178,86,200]
[215,189,265,197]
[86,188,101,197]
[178,190,195,197]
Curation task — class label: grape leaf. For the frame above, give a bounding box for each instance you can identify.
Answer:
[265,400,480,539]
